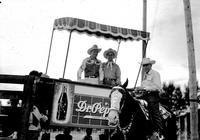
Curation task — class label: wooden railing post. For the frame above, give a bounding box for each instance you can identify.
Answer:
[180,116,185,140]
[18,76,35,140]
[184,115,188,140]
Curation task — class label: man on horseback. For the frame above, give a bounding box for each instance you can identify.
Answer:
[136,58,164,138]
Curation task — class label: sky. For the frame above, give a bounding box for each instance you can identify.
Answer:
[0,0,200,91]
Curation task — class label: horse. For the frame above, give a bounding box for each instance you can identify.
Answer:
[108,80,153,140]
[107,80,177,140]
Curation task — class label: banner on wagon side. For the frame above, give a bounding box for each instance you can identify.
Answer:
[50,82,113,128]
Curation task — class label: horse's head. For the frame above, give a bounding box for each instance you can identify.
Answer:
[108,79,130,126]
[108,80,158,139]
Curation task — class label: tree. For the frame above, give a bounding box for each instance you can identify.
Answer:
[161,82,187,112]
[161,82,176,110]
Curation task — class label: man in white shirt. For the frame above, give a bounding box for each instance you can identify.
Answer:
[141,58,161,92]
[137,58,164,138]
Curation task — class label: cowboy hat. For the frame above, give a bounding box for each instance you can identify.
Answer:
[141,58,156,65]
[87,44,101,55]
[103,48,117,59]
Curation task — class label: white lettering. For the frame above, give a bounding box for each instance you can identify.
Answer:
[76,100,87,112]
[75,100,110,117]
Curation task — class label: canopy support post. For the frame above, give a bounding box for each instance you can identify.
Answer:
[62,30,73,78]
[142,0,147,58]
[134,40,148,88]
[141,0,147,81]
[115,39,121,63]
[45,29,55,75]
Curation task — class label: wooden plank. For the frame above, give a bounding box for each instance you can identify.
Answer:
[183,0,199,140]
[0,75,26,84]
[0,137,12,140]
[18,76,34,140]
[0,90,22,99]
[180,115,186,140]
[0,106,22,114]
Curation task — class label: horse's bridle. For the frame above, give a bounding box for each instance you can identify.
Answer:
[110,86,140,140]
[110,86,126,112]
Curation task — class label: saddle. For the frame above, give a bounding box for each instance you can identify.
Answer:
[131,89,172,120]
[159,105,172,119]
[136,99,171,120]
[137,99,149,120]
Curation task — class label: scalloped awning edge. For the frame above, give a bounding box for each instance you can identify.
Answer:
[53,17,150,41]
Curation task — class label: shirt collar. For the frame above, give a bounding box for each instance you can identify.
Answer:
[146,69,152,75]
[106,61,114,64]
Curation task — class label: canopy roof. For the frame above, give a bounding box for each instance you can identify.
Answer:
[53,17,150,41]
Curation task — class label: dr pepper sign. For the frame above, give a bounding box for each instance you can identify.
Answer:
[50,82,113,128]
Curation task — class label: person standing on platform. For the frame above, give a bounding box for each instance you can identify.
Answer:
[99,48,121,86]
[77,44,102,84]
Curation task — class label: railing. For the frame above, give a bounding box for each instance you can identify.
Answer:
[176,107,200,140]
[0,74,35,140]
[176,109,190,140]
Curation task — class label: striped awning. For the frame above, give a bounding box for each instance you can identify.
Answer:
[53,17,150,41]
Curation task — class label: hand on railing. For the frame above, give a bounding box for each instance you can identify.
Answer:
[8,131,18,139]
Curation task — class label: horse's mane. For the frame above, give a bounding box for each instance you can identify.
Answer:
[114,80,146,127]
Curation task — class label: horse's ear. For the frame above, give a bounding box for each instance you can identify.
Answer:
[122,78,128,88]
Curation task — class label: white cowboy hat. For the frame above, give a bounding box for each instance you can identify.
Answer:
[141,58,156,65]
[103,48,117,59]
[87,44,101,55]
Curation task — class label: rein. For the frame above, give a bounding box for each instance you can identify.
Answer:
[118,108,139,140]
[111,86,140,140]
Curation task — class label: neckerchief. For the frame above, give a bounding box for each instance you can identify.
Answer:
[107,61,113,70]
